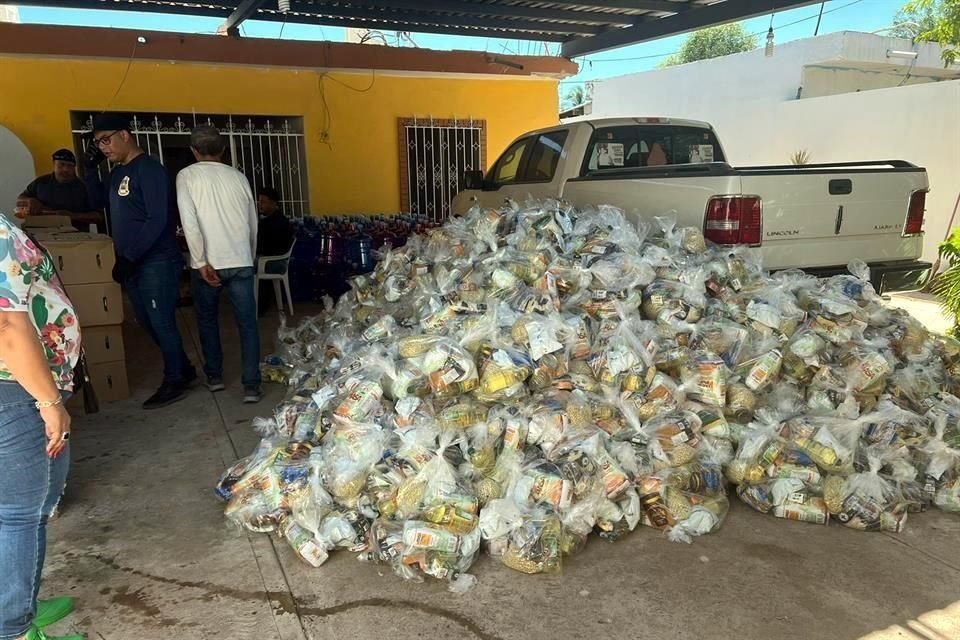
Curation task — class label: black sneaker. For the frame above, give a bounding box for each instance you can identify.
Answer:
[243,386,263,404]
[207,377,226,392]
[143,385,187,410]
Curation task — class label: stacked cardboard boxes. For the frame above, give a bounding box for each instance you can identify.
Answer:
[34,230,130,406]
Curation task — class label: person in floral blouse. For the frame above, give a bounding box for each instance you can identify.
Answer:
[0,213,84,640]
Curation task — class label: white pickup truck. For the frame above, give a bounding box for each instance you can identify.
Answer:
[452,117,930,292]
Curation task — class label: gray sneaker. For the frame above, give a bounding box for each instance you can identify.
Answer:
[207,377,226,392]
[243,386,263,404]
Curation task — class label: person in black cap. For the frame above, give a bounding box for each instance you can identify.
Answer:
[84,113,197,410]
[17,149,105,231]
[256,186,294,261]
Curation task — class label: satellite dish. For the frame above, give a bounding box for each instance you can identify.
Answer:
[0,125,35,224]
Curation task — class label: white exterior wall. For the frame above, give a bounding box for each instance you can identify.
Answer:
[773,81,960,262]
[590,32,960,262]
[801,64,955,98]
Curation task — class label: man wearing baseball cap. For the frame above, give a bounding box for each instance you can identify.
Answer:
[84,113,197,409]
[17,149,104,231]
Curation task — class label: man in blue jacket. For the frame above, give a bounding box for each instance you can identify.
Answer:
[86,114,196,409]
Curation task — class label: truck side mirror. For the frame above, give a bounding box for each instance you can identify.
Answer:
[463,170,484,190]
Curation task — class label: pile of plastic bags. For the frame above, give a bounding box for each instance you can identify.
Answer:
[218,200,960,586]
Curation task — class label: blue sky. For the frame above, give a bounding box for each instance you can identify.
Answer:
[17,0,909,92]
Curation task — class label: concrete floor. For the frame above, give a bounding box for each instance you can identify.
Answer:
[41,303,960,640]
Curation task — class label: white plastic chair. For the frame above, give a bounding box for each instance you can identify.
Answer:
[255,238,296,316]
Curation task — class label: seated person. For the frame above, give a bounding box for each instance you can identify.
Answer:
[256,186,294,272]
[256,187,294,315]
[17,149,105,230]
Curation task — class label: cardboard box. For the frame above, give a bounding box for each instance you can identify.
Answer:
[88,360,129,403]
[42,236,116,285]
[68,282,124,327]
[22,215,73,229]
[82,325,126,365]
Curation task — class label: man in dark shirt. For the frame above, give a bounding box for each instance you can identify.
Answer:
[18,149,105,230]
[85,114,196,410]
[256,186,293,260]
[255,187,295,315]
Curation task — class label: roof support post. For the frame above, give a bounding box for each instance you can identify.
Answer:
[219,0,269,37]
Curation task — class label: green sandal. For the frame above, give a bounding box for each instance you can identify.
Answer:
[25,626,85,640]
[34,598,74,629]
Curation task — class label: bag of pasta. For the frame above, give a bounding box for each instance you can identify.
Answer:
[637,460,728,543]
[497,508,563,575]
[777,415,859,475]
[822,448,909,532]
[319,419,385,507]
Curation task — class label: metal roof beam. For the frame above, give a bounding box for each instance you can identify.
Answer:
[562,0,820,57]
[1,0,229,16]
[296,3,604,35]
[323,0,639,25]
[301,17,569,41]
[546,0,687,12]
[221,0,269,36]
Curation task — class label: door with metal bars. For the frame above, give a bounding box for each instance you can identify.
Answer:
[399,118,485,222]
[71,111,309,234]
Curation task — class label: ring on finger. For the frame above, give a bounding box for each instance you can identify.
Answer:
[61,432,71,442]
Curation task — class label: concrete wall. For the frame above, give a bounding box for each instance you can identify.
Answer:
[591,33,846,120]
[591,32,953,120]
[772,81,960,262]
[801,64,954,98]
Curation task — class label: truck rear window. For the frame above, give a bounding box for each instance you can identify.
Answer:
[582,125,725,174]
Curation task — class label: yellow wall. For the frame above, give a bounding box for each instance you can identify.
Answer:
[0,55,559,214]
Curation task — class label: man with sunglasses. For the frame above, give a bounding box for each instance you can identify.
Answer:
[84,114,196,410]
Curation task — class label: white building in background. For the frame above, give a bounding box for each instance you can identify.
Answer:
[587,31,960,262]
[0,6,19,23]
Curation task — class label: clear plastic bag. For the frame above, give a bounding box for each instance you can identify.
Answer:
[823,449,908,532]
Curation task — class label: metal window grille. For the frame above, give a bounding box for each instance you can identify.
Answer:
[71,112,309,222]
[400,117,485,222]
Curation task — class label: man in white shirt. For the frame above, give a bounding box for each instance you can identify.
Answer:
[176,125,262,403]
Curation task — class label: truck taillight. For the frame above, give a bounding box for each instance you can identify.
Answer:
[704,196,763,246]
[904,190,926,236]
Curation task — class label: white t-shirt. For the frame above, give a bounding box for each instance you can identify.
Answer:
[176,161,258,270]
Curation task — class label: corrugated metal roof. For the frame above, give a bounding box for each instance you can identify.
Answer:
[4,1,822,56]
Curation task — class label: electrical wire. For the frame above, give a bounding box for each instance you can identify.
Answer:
[104,40,139,110]
[324,69,377,92]
[897,42,921,87]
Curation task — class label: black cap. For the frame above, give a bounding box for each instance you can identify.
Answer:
[52,148,76,164]
[259,186,281,203]
[92,113,131,134]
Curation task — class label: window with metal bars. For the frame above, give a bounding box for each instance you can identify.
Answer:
[399,117,486,222]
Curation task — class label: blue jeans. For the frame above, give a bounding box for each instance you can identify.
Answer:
[0,382,70,640]
[190,267,261,388]
[123,258,193,386]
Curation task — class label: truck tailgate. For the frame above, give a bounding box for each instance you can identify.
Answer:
[739,164,928,270]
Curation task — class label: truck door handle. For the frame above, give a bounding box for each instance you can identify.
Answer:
[829,179,853,195]
[835,206,844,235]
